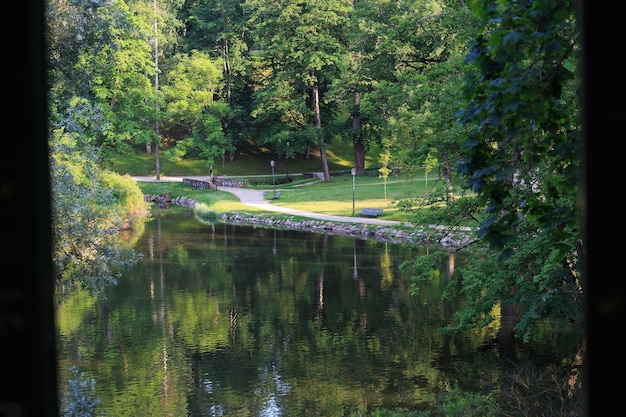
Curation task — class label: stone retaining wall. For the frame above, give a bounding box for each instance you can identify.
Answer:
[183,177,245,189]
[219,212,474,249]
[143,194,475,249]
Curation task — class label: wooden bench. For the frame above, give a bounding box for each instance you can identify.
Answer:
[358,208,383,217]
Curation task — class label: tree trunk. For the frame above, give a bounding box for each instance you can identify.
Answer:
[442,153,454,202]
[222,21,232,105]
[155,136,160,180]
[313,83,331,182]
[352,91,366,175]
[353,141,365,174]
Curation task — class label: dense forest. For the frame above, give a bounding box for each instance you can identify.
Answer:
[47,0,584,413]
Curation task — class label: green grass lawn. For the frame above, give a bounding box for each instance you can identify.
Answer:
[116,140,467,224]
[136,169,453,224]
[110,139,367,177]
[268,172,427,222]
[138,181,255,214]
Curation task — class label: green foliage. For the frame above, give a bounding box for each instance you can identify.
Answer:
[161,50,230,163]
[245,0,352,176]
[447,0,583,341]
[346,383,499,417]
[378,150,392,198]
[423,150,437,196]
[409,194,483,229]
[447,222,583,342]
[457,0,580,249]
[367,409,421,417]
[351,0,479,197]
[47,0,158,154]
[244,175,291,187]
[437,383,498,417]
[99,170,149,219]
[50,129,142,301]
[59,366,102,417]
[401,255,441,297]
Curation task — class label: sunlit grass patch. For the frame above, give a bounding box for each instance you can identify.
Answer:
[134,166,471,226]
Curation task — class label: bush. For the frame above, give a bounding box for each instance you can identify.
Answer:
[438,383,498,417]
[99,170,149,219]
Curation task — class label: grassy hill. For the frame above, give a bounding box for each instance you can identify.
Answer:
[109,139,382,177]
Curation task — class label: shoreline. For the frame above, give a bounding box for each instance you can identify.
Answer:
[143,193,475,250]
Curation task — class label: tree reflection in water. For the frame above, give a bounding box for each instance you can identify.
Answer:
[55,212,584,416]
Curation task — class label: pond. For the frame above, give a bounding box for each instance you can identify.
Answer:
[55,212,584,416]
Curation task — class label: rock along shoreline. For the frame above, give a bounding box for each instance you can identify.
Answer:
[144,193,475,250]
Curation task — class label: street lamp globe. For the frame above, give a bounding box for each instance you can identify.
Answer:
[270,160,277,198]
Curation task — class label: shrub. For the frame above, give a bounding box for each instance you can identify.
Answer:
[99,170,149,219]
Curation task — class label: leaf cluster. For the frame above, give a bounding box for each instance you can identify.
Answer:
[50,129,146,301]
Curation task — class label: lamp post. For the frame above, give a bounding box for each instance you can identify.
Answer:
[270,160,277,198]
[351,167,356,215]
[286,141,289,181]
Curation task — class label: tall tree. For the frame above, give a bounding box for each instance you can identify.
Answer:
[152,0,162,179]
[349,0,474,183]
[47,0,158,161]
[245,0,352,182]
[394,4,480,206]
[161,50,229,169]
[178,0,255,160]
[324,0,375,176]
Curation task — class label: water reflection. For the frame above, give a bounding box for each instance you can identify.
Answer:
[56,212,583,416]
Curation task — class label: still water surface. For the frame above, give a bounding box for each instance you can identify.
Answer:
[55,212,582,416]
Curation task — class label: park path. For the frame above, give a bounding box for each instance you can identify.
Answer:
[132,175,404,226]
